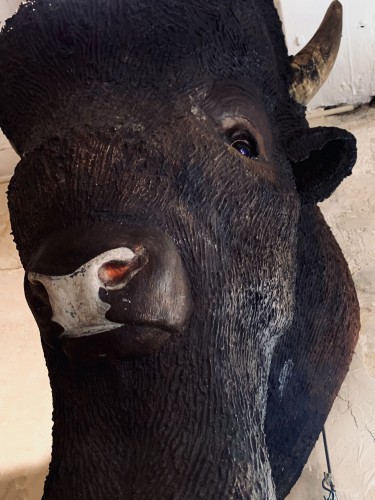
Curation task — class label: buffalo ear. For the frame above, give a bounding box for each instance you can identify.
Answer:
[286,127,357,204]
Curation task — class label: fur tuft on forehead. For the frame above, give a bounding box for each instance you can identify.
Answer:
[0,0,305,154]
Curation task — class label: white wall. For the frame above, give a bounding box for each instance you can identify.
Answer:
[279,0,375,108]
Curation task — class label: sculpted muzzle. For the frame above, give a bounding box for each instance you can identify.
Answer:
[28,246,147,338]
[25,225,192,362]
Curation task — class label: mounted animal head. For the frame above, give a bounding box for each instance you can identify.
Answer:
[0,1,359,498]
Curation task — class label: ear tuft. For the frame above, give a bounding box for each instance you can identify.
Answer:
[286,126,357,204]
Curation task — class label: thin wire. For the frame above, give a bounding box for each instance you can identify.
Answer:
[322,427,338,500]
[322,427,332,474]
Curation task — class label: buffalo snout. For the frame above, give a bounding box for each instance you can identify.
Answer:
[25,224,192,363]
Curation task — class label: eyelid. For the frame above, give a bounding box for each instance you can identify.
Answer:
[220,116,268,160]
[223,126,266,162]
[227,127,255,142]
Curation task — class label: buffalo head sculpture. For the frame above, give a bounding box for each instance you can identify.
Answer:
[0,0,359,498]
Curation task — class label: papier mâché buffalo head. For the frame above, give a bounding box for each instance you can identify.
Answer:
[0,1,359,498]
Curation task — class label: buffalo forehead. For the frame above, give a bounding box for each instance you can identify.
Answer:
[0,0,284,155]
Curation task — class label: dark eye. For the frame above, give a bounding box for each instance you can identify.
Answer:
[230,134,259,159]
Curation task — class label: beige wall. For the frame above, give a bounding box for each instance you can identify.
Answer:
[0,1,22,26]
[0,183,51,498]
[0,107,374,498]
[288,107,375,499]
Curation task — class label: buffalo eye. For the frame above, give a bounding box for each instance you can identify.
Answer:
[230,132,259,159]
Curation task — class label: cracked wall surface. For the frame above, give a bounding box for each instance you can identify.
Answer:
[0,107,374,499]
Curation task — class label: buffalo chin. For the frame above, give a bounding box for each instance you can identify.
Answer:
[59,324,174,363]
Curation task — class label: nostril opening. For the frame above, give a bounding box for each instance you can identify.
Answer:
[98,261,131,286]
[30,281,50,306]
[98,246,148,288]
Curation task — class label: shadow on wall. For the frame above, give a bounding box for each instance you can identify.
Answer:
[0,463,48,500]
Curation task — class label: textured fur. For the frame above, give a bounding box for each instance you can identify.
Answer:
[0,1,359,498]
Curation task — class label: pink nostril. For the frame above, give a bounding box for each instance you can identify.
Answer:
[98,261,131,286]
[98,246,148,288]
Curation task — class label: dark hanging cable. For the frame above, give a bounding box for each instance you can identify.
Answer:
[322,427,338,500]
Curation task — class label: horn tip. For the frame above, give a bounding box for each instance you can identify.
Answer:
[331,1,343,14]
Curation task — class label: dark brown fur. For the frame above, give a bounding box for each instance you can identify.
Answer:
[0,1,359,498]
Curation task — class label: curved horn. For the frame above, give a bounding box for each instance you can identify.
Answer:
[290,0,343,105]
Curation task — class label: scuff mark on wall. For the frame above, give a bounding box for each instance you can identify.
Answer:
[363,352,375,379]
